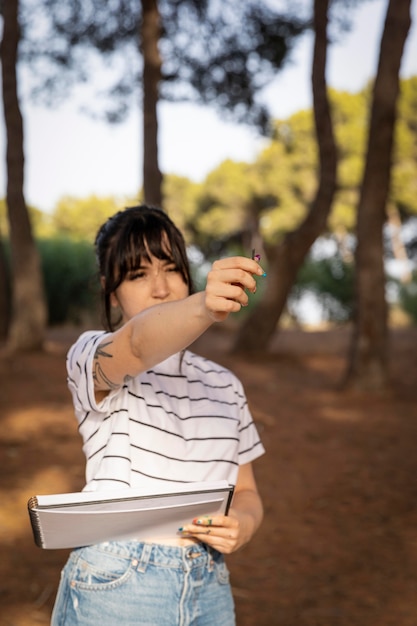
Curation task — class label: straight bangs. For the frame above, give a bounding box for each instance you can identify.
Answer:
[111,216,191,292]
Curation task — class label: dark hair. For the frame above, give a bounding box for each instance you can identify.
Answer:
[95,205,194,331]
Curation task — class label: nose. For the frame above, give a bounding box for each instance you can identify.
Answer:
[151,270,170,299]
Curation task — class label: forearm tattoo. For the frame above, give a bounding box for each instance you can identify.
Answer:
[93,341,120,390]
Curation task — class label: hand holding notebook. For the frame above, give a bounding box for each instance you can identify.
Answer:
[27,481,234,550]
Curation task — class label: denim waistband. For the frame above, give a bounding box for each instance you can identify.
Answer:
[81,540,219,572]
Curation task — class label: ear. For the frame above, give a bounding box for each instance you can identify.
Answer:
[110,292,119,309]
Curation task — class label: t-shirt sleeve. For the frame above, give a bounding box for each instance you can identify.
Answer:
[66,330,119,417]
[235,377,266,465]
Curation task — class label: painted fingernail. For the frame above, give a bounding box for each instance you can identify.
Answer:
[254,254,261,262]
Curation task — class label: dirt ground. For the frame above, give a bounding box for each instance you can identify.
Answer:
[1,324,417,626]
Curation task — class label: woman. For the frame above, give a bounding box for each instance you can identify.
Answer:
[51,205,265,626]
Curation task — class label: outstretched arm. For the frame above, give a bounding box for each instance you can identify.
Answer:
[93,256,265,395]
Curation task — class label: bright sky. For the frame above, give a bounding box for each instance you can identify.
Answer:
[1,0,417,213]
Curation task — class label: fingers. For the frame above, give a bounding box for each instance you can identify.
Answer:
[204,256,266,322]
[211,256,266,280]
[178,515,240,554]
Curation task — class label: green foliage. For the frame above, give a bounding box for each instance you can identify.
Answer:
[391,77,417,218]
[291,256,355,323]
[329,189,359,233]
[397,76,417,141]
[0,199,7,237]
[245,76,417,245]
[162,1,309,133]
[51,195,134,241]
[162,175,202,245]
[21,0,308,131]
[398,272,417,323]
[330,87,368,158]
[247,110,318,242]
[39,237,99,325]
[194,160,253,252]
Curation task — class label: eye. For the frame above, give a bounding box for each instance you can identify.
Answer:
[161,259,179,273]
[128,269,146,281]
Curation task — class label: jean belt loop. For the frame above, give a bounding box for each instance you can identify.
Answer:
[206,545,215,572]
[135,543,153,573]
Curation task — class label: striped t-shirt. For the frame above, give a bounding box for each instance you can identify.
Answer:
[67,330,265,493]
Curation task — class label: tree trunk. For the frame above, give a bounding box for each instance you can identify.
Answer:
[140,0,163,207]
[0,237,11,341]
[233,0,337,352]
[1,0,47,352]
[346,0,411,391]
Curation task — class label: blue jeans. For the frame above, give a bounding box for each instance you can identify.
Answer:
[51,541,235,625]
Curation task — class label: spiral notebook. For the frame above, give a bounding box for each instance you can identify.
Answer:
[28,480,234,550]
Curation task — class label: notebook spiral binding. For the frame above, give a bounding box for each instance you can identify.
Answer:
[27,496,44,548]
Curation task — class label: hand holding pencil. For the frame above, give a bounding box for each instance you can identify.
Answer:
[204,252,266,322]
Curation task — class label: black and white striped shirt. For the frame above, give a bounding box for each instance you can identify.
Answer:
[67,331,265,492]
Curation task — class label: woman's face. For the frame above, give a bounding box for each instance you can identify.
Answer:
[110,252,189,323]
